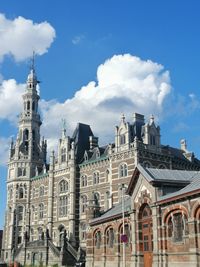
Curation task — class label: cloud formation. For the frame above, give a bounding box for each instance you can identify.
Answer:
[0,79,24,122]
[0,13,56,61]
[41,54,172,146]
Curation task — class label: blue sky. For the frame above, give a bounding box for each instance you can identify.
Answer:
[1,0,200,228]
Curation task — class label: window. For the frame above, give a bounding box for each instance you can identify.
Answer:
[150,134,156,145]
[81,223,87,240]
[17,226,22,244]
[120,134,126,145]
[31,206,35,221]
[17,206,23,222]
[61,148,66,163]
[38,227,43,240]
[95,231,101,249]
[119,163,128,178]
[59,180,68,193]
[106,228,115,248]
[81,195,87,213]
[168,212,187,242]
[59,196,68,217]
[81,175,87,187]
[38,203,44,219]
[93,172,100,184]
[39,186,45,196]
[105,169,110,182]
[19,187,24,199]
[93,192,100,207]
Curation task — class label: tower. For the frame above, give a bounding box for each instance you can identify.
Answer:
[3,59,47,261]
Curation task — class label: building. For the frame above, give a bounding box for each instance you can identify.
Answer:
[2,65,200,266]
[87,165,200,267]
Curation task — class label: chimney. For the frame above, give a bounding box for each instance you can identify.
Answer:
[180,139,187,152]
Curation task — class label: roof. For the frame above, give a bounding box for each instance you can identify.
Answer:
[72,123,94,163]
[90,196,131,226]
[127,164,200,195]
[144,166,200,183]
[158,174,200,202]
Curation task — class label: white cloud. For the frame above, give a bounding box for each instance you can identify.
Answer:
[72,34,85,45]
[40,54,172,146]
[0,13,56,61]
[0,79,24,122]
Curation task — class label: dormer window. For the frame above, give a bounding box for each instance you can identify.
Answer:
[150,134,156,145]
[96,150,100,158]
[120,134,126,145]
[61,148,66,162]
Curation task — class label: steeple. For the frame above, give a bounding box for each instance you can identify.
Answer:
[8,57,46,179]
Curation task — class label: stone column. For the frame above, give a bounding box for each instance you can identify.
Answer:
[47,151,55,237]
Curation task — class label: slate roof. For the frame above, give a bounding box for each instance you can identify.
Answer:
[158,174,200,201]
[72,123,94,163]
[90,196,131,225]
[143,165,200,183]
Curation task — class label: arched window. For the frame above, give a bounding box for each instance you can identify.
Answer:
[38,203,44,219]
[94,230,101,249]
[18,168,22,177]
[32,101,35,111]
[59,196,68,217]
[19,187,24,199]
[93,172,100,185]
[27,101,30,111]
[81,195,87,213]
[105,169,110,182]
[119,163,128,178]
[61,148,66,163]
[24,129,29,141]
[17,206,23,222]
[38,227,43,240]
[150,134,156,145]
[59,180,68,193]
[120,134,126,145]
[93,192,100,207]
[81,223,87,240]
[106,228,115,248]
[39,186,45,197]
[81,175,87,187]
[168,212,188,242]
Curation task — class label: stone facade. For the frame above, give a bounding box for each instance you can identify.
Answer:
[2,66,200,266]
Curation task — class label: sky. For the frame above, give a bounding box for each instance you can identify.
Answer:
[1,0,200,228]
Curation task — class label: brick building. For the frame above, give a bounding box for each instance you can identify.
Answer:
[87,165,200,267]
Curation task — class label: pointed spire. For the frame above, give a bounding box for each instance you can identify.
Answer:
[61,118,67,139]
[27,51,37,91]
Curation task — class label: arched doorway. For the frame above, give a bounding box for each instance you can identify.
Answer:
[139,204,153,267]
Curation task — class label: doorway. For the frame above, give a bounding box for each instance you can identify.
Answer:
[139,204,153,267]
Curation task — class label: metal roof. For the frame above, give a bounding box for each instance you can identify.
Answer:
[91,196,131,225]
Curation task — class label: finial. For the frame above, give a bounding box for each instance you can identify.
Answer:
[121,113,125,123]
[150,114,154,124]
